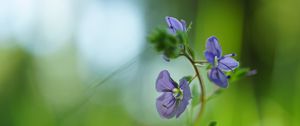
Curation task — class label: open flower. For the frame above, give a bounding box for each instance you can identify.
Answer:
[156,70,191,119]
[204,36,239,88]
[165,16,187,35]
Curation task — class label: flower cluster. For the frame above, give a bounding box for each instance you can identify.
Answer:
[149,16,253,121]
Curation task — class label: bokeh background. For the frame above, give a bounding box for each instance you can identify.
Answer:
[0,0,300,126]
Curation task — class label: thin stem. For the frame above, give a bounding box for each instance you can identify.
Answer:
[194,60,208,64]
[189,74,197,83]
[182,53,206,126]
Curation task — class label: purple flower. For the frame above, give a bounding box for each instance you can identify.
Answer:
[156,70,191,119]
[165,16,187,35]
[204,36,239,88]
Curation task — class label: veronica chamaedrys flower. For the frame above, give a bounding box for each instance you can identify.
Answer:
[165,16,187,35]
[204,36,239,88]
[156,70,191,119]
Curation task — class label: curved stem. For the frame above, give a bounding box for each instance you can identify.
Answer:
[182,53,206,126]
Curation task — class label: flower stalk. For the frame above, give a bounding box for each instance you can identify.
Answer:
[182,52,206,126]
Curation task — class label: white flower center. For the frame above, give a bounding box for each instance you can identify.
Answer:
[214,56,219,67]
[172,88,183,100]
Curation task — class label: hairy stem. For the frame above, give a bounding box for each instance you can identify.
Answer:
[182,53,206,126]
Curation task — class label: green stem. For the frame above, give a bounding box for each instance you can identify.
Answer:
[182,53,206,126]
[190,74,197,83]
[194,60,208,64]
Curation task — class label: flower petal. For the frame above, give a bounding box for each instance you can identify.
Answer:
[156,92,177,119]
[218,56,239,71]
[156,70,176,92]
[180,19,187,31]
[208,68,228,88]
[165,16,184,34]
[205,36,222,58]
[176,79,191,118]
[179,79,191,101]
[205,51,215,65]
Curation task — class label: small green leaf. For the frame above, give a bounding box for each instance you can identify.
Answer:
[183,75,193,83]
[186,22,193,32]
[208,121,217,126]
[227,67,256,83]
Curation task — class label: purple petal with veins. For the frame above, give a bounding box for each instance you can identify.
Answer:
[208,68,228,88]
[205,36,222,58]
[205,51,216,65]
[156,70,176,92]
[156,92,177,119]
[176,79,191,118]
[165,16,186,34]
[218,56,239,71]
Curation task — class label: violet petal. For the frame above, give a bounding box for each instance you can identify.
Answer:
[156,70,176,92]
[156,92,177,118]
[204,51,216,65]
[205,36,222,58]
[176,79,191,118]
[218,56,239,71]
[208,68,228,88]
[165,16,184,34]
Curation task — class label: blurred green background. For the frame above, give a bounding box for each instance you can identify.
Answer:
[0,0,299,126]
